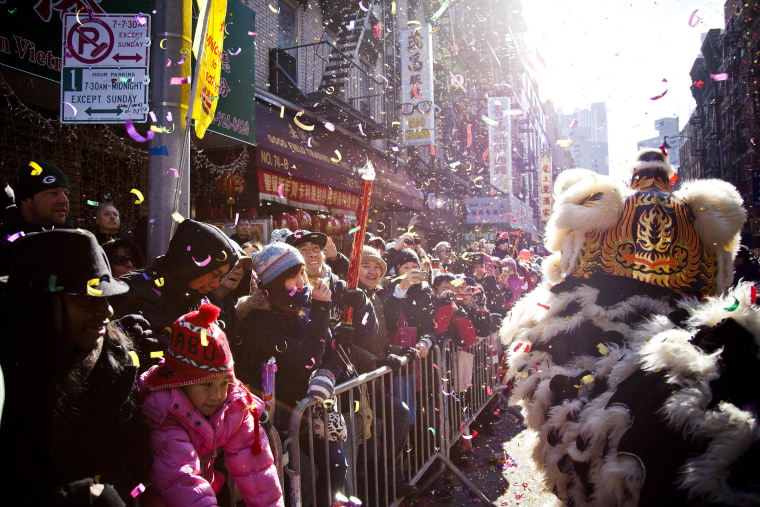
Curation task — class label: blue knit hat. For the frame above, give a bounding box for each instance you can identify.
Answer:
[251,242,304,286]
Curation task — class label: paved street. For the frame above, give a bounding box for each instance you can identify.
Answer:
[402,398,562,506]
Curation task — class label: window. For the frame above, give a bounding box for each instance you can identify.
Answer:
[278,1,297,49]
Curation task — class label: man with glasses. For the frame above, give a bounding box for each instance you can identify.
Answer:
[433,241,467,275]
[102,238,146,278]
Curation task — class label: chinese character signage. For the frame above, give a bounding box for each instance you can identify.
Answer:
[399,23,434,146]
[487,97,512,193]
[257,169,359,217]
[540,156,552,222]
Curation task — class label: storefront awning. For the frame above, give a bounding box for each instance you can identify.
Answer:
[255,101,423,211]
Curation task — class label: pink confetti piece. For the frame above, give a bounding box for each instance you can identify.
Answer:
[307,137,312,147]
[166,59,172,67]
[170,76,190,85]
[192,255,211,266]
[166,111,173,122]
[125,119,155,143]
[136,13,147,25]
[361,312,369,325]
[289,285,298,296]
[358,123,366,136]
[130,484,146,498]
[149,110,157,122]
[248,31,257,36]
[277,183,285,198]
[441,385,455,396]
[177,51,188,65]
[688,9,701,27]
[650,78,669,100]
[167,168,179,178]
[305,357,315,369]
[6,231,24,242]
[325,122,335,131]
[228,47,242,55]
[710,73,729,81]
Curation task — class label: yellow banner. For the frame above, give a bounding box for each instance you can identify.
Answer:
[192,0,227,139]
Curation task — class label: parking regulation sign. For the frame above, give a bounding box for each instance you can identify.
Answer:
[60,13,150,123]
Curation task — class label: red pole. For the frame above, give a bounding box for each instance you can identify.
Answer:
[342,162,375,325]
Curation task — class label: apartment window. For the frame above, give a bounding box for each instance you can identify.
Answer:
[278,1,297,49]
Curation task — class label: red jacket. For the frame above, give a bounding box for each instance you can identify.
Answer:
[434,302,478,347]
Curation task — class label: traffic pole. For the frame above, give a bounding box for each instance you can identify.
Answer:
[146,0,192,262]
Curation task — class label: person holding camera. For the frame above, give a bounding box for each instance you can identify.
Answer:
[384,232,425,278]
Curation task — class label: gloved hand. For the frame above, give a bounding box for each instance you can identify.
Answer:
[115,314,153,342]
[340,287,368,310]
[378,353,405,372]
[400,346,420,361]
[307,369,336,402]
[61,478,125,507]
[333,324,354,349]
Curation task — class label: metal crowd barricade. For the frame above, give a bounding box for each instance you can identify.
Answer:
[283,336,504,507]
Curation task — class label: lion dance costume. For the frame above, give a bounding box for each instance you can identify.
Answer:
[500,149,760,505]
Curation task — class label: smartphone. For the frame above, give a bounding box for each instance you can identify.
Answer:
[413,270,429,281]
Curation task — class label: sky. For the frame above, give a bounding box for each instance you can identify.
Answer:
[519,0,726,180]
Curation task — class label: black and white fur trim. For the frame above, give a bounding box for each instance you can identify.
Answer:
[500,281,760,506]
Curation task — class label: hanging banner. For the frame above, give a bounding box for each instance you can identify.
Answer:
[399,23,435,146]
[192,0,227,139]
[540,156,552,222]
[487,97,512,193]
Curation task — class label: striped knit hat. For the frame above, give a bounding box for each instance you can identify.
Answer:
[251,242,305,286]
[143,303,234,391]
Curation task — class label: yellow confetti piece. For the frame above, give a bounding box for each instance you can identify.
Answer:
[354,401,360,412]
[172,212,185,222]
[280,105,285,118]
[294,111,314,131]
[29,161,43,176]
[86,278,103,297]
[597,343,610,355]
[130,188,145,204]
[322,398,335,409]
[128,350,140,367]
[451,278,465,287]
[582,374,595,384]
[268,3,278,13]
[154,277,165,287]
[330,150,342,163]
[150,351,164,358]
[200,329,209,346]
[392,1,396,14]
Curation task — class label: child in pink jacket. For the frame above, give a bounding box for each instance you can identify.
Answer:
[140,303,284,507]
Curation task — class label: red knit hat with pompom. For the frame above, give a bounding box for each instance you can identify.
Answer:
[143,303,235,390]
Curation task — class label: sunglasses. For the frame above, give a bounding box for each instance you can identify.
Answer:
[113,254,133,266]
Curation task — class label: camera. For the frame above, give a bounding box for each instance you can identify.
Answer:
[414,236,421,245]
[455,293,466,302]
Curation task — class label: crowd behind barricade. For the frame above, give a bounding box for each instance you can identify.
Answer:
[7,158,758,506]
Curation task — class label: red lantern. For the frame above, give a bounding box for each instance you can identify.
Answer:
[293,210,312,230]
[215,173,246,198]
[323,217,341,236]
[335,214,351,235]
[275,213,299,231]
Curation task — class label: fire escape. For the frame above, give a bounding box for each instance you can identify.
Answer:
[268,0,388,140]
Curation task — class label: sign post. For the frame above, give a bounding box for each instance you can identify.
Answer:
[60,13,150,123]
